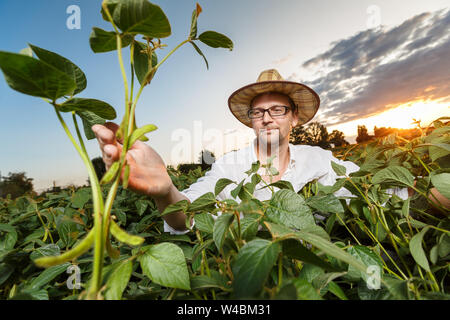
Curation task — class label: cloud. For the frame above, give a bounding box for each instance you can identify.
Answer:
[291,8,450,125]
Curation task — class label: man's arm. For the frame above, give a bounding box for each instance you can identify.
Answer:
[408,182,450,214]
[154,183,191,232]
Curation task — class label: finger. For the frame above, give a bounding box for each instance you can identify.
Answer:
[93,125,116,147]
[103,144,120,167]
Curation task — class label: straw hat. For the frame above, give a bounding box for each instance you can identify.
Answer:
[227,69,320,128]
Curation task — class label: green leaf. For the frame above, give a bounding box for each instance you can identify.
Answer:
[71,188,91,209]
[306,194,344,214]
[331,161,347,176]
[55,215,79,248]
[0,51,76,100]
[317,179,346,195]
[29,44,86,95]
[438,234,450,258]
[27,263,71,291]
[281,239,338,272]
[239,216,260,241]
[422,141,450,162]
[430,172,450,200]
[266,189,315,230]
[238,182,256,201]
[347,245,383,282]
[430,245,439,265]
[251,174,262,186]
[110,220,144,246]
[213,213,234,251]
[133,40,157,85]
[76,110,106,140]
[188,192,216,212]
[189,3,202,39]
[260,180,294,192]
[0,263,14,286]
[190,41,209,70]
[198,31,233,50]
[327,281,348,300]
[160,200,189,217]
[139,242,190,290]
[135,200,149,216]
[232,239,281,298]
[372,166,415,188]
[194,213,215,234]
[105,260,132,300]
[59,98,116,120]
[409,226,431,272]
[312,272,347,291]
[401,198,410,217]
[214,178,234,196]
[30,244,61,261]
[292,278,323,300]
[190,271,230,291]
[0,224,18,250]
[127,124,157,148]
[89,28,133,53]
[265,222,367,274]
[245,161,261,175]
[103,0,171,38]
[230,180,244,199]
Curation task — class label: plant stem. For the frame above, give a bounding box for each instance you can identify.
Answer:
[53,106,105,298]
[154,39,190,71]
[361,224,407,280]
[130,41,135,100]
[277,254,283,289]
[335,213,361,245]
[116,34,129,107]
[72,112,87,155]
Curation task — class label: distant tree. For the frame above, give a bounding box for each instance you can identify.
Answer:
[290,122,330,148]
[289,125,308,145]
[290,123,349,149]
[304,122,330,149]
[0,172,34,199]
[356,125,373,143]
[329,130,349,147]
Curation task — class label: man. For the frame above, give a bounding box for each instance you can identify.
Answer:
[92,69,448,235]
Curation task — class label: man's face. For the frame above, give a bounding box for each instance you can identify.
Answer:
[250,92,298,147]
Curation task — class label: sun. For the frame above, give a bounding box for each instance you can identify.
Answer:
[327,97,450,141]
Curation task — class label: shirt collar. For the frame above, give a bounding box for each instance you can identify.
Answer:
[249,137,296,168]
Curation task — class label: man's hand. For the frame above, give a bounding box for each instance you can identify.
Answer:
[91,122,173,199]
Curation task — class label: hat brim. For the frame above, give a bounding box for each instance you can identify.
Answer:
[228,80,320,128]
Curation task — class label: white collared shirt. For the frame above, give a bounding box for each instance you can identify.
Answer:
[164,138,408,234]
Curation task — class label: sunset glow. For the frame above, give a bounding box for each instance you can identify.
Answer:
[327,97,450,141]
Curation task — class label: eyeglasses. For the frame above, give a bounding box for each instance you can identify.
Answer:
[247,105,291,119]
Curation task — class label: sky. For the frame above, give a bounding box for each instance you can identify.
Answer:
[0,0,449,191]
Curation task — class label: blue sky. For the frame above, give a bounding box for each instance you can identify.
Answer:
[0,0,449,191]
